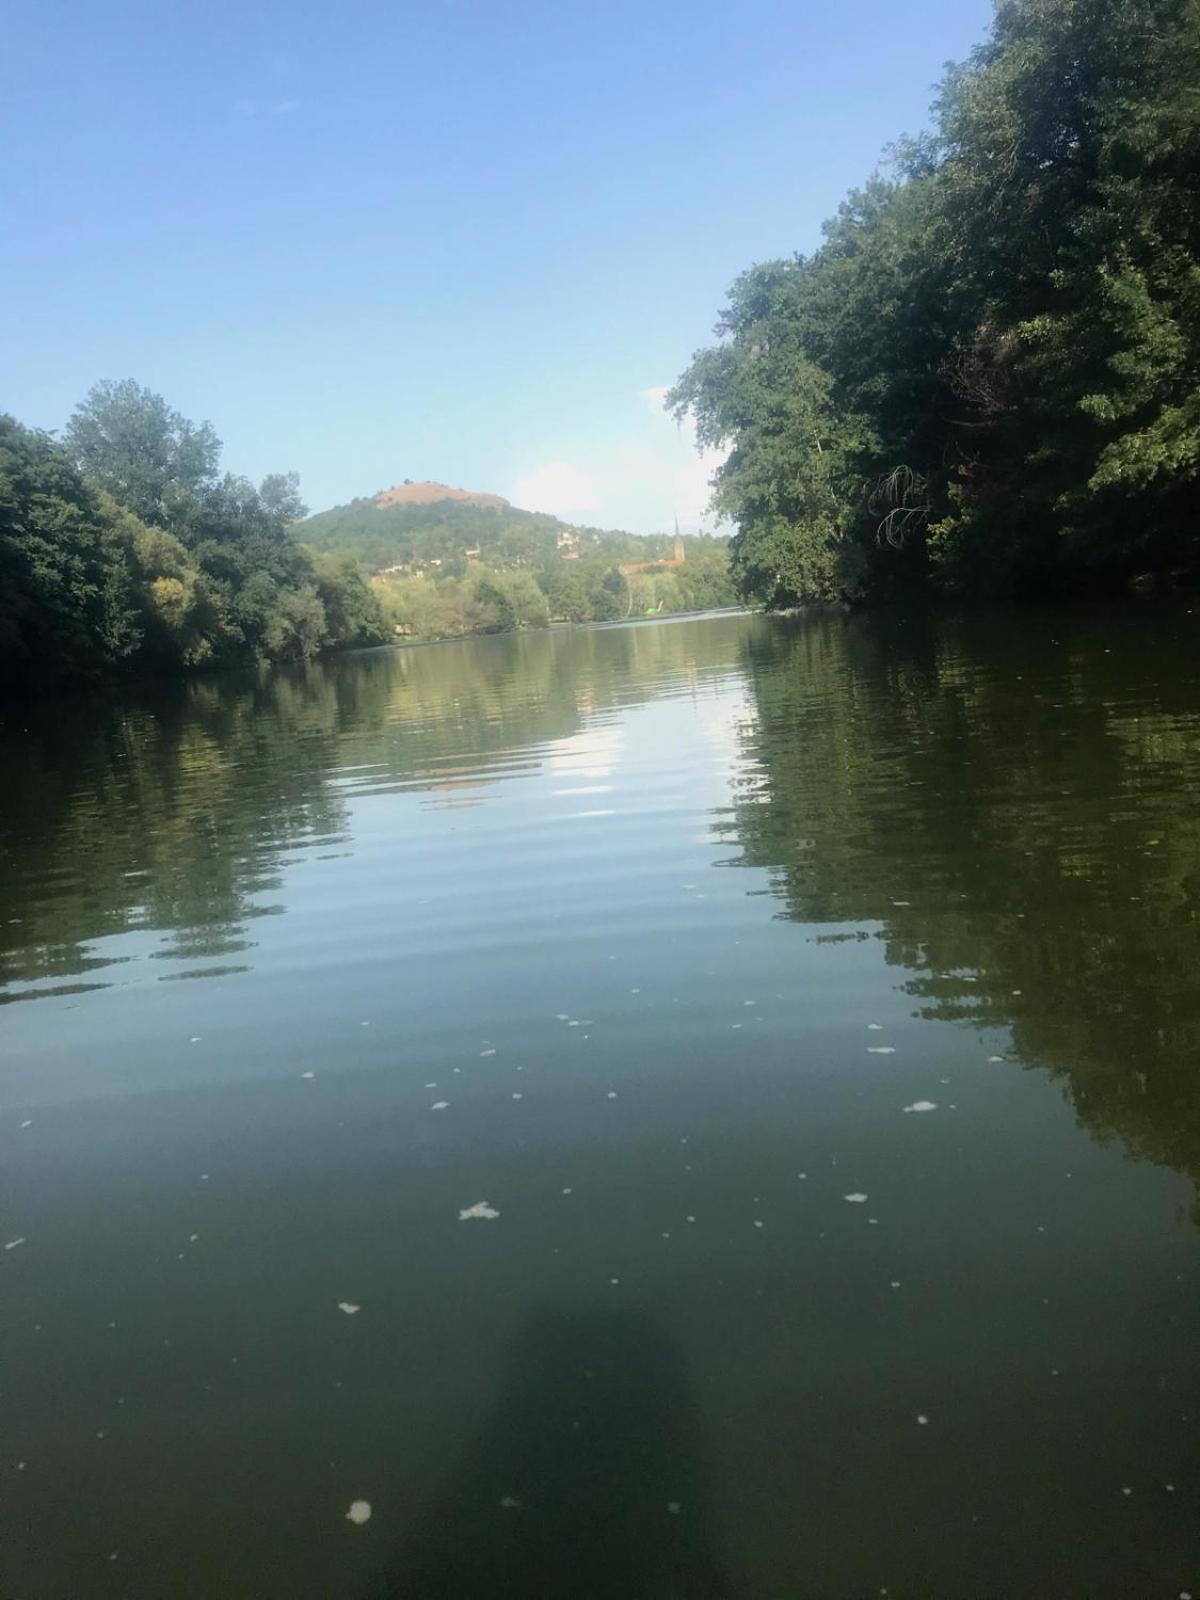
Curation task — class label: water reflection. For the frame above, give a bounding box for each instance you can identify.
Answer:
[0,620,743,1002]
[720,604,1200,1203]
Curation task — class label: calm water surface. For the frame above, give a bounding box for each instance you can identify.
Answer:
[2,608,1198,1598]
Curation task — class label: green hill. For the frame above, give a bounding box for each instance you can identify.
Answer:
[295,480,661,573]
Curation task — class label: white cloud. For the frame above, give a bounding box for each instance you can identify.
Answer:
[510,461,601,517]
[508,387,726,535]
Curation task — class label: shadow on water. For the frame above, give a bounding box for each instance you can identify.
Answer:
[373,1308,733,1600]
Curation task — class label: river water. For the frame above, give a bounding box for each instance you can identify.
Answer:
[2,608,1198,1597]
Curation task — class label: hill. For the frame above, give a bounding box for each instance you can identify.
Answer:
[295,482,678,575]
[374,480,510,511]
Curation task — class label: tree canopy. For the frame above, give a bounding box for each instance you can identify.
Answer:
[1,385,388,691]
[671,0,1200,605]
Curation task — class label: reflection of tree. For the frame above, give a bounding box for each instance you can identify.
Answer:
[721,606,1200,1197]
[0,618,750,1001]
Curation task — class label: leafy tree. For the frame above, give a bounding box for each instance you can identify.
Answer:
[0,415,139,681]
[65,379,220,527]
[673,0,1200,604]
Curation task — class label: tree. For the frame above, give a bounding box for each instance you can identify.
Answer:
[672,0,1200,605]
[65,379,220,528]
[0,416,139,681]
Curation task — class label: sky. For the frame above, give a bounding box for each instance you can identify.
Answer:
[2,0,994,533]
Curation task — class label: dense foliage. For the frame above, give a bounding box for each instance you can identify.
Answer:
[374,536,735,640]
[2,381,736,688]
[670,0,1200,603]
[1,383,389,690]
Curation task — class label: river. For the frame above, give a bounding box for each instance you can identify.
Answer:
[2,607,1198,1597]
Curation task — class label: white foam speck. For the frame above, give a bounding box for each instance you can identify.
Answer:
[667,1501,681,1515]
[916,1414,929,1426]
[431,1101,449,1111]
[425,1082,438,1089]
[610,1277,620,1285]
[606,1091,617,1099]
[20,1120,32,1129]
[512,1092,523,1101]
[301,1071,315,1080]
[5,1238,26,1250]
[338,1302,361,1315]
[346,1500,372,1524]
[844,1194,868,1204]
[867,1023,884,1030]
[500,1495,522,1509]
[189,1233,200,1242]
[890,1281,901,1289]
[988,1055,1004,1062]
[903,1101,938,1114]
[562,1187,573,1195]
[190,1037,201,1043]
[459,1201,499,1221]
[868,1046,896,1055]
[753,1220,764,1229]
[555,1013,569,1020]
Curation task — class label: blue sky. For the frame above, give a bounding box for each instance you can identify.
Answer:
[3,0,994,532]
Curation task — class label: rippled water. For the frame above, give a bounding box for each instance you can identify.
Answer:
[2,608,1199,1597]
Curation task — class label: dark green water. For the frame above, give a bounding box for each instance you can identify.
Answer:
[2,608,1198,1599]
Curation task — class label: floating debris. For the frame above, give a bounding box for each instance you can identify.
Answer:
[606,1091,617,1099]
[753,1220,764,1229]
[301,1071,315,1080]
[430,1101,449,1111]
[499,1496,522,1510]
[867,1023,884,1031]
[4,1238,26,1251]
[868,1046,896,1055]
[19,1120,32,1130]
[844,1194,868,1204]
[562,1188,573,1195]
[480,1048,496,1057]
[345,1500,372,1525]
[459,1202,499,1221]
[988,1055,1004,1063]
[903,1101,938,1114]
[338,1302,361,1316]
[916,1415,929,1426]
[667,1501,681,1515]
[512,1092,523,1100]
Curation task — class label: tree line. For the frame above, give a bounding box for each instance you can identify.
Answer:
[1,381,736,691]
[378,537,735,639]
[670,0,1200,605]
[1,381,389,690]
